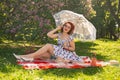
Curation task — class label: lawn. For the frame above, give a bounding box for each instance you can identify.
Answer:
[0,39,120,80]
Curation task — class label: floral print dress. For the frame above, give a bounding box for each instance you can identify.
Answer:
[52,33,91,63]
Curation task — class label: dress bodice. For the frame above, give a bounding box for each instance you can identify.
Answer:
[57,33,73,47]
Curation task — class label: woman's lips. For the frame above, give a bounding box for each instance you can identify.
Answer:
[65,29,68,31]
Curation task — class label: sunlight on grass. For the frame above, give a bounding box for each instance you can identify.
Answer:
[0,39,120,80]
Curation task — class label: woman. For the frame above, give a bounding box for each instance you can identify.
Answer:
[13,22,91,63]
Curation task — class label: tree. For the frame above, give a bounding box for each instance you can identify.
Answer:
[106,0,120,40]
[91,0,120,40]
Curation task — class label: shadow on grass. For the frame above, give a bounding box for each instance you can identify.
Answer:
[75,41,98,56]
[75,41,108,60]
[0,41,42,73]
[41,67,103,77]
[0,44,25,73]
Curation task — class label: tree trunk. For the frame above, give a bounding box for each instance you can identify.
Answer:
[109,26,119,41]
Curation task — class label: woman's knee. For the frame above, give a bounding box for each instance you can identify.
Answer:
[45,43,53,53]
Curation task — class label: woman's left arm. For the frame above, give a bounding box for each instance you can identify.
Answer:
[68,40,75,51]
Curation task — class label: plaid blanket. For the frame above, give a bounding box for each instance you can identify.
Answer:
[17,58,109,69]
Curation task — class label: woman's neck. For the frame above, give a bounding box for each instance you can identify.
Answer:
[61,32,70,39]
[62,32,68,36]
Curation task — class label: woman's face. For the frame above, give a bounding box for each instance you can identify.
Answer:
[63,23,71,33]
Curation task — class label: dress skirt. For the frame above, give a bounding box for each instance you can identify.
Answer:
[52,44,91,63]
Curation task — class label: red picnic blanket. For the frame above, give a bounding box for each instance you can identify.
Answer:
[17,58,109,69]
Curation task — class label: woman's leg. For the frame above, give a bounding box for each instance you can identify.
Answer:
[20,44,54,59]
[39,52,51,59]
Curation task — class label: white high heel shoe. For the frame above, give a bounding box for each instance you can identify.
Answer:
[13,53,21,60]
[21,57,34,62]
[13,53,33,61]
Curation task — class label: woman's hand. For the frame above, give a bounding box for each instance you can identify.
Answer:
[63,42,69,50]
[63,40,75,51]
[56,26,62,30]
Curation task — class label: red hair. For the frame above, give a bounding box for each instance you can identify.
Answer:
[61,22,75,35]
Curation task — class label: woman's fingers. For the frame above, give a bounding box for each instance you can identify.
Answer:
[56,26,62,30]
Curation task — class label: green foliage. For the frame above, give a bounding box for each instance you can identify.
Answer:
[0,0,64,43]
[0,39,120,80]
[91,0,120,39]
[0,0,120,44]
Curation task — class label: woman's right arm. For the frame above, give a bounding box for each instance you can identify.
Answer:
[47,26,62,39]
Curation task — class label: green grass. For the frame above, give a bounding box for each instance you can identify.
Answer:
[0,39,120,80]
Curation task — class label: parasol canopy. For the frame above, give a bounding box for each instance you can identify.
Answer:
[53,10,96,40]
